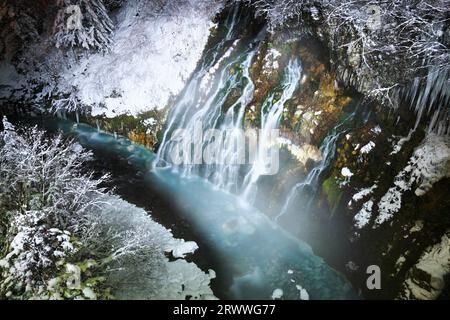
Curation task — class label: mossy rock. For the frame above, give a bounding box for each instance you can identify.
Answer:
[322,176,342,216]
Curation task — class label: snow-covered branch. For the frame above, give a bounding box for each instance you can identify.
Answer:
[53,0,114,51]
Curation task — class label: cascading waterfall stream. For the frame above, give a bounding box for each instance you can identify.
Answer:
[275,109,359,221]
[154,10,274,195]
[207,50,257,191]
[155,27,302,201]
[275,132,339,221]
[241,59,302,203]
[153,5,246,170]
[155,42,261,187]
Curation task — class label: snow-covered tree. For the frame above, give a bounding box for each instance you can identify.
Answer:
[0,118,215,299]
[0,117,110,299]
[238,0,449,109]
[53,0,114,51]
[238,0,314,30]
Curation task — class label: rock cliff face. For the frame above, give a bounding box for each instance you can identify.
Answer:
[249,14,450,299]
[401,232,450,299]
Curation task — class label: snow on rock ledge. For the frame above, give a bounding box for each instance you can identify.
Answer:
[65,0,222,117]
[400,232,450,300]
[168,240,199,259]
[375,134,450,226]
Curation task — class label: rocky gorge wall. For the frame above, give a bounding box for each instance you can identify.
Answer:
[251,11,450,299]
[167,3,450,299]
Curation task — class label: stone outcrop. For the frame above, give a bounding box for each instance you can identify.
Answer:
[401,232,450,300]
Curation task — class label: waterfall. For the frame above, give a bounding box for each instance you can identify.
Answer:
[275,132,339,221]
[155,50,302,199]
[275,109,358,221]
[155,44,260,181]
[154,6,270,194]
[154,5,248,170]
[207,51,257,192]
[154,5,303,204]
[241,59,302,203]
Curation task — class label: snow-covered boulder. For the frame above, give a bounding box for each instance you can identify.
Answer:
[401,232,450,300]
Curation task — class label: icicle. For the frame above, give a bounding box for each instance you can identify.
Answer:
[406,66,450,136]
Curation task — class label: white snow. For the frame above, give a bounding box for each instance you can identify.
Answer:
[271,288,283,299]
[82,287,96,300]
[354,199,374,229]
[349,184,377,206]
[371,125,382,135]
[263,48,282,74]
[63,0,221,117]
[143,117,156,127]
[395,255,406,273]
[376,134,450,226]
[402,233,450,299]
[300,289,309,300]
[360,141,375,154]
[170,241,199,259]
[390,129,414,155]
[295,285,309,300]
[341,167,353,178]
[410,220,424,233]
[92,195,217,300]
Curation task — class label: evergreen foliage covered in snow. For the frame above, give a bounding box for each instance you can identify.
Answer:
[53,0,114,51]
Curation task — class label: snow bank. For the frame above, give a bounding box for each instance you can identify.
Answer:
[349,184,377,206]
[170,241,199,259]
[360,141,375,154]
[64,0,221,117]
[91,195,216,300]
[351,184,377,229]
[341,167,353,178]
[295,284,309,300]
[263,48,282,74]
